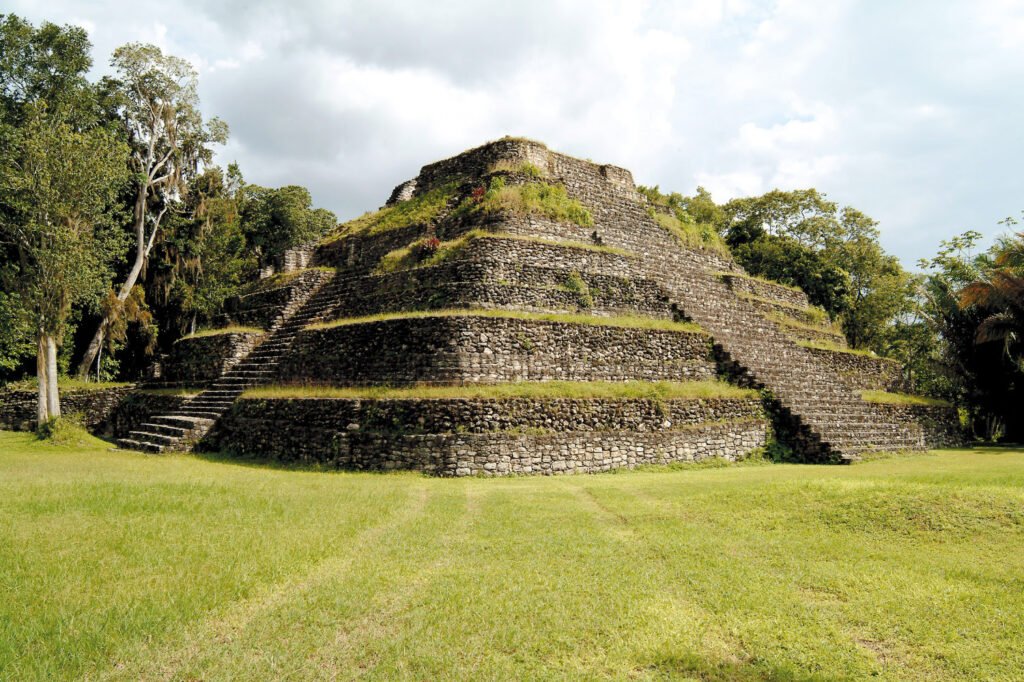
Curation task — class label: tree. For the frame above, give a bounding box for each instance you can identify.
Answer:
[960,228,1024,366]
[76,43,227,378]
[916,230,1023,440]
[0,113,128,422]
[827,208,914,350]
[239,184,336,270]
[0,15,129,420]
[722,189,911,351]
[150,164,254,340]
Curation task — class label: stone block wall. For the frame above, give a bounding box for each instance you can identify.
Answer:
[0,385,135,434]
[721,273,810,309]
[207,395,770,475]
[279,314,717,385]
[309,230,679,323]
[314,224,424,274]
[164,331,263,385]
[802,346,908,391]
[223,269,336,329]
[868,403,965,448]
[110,392,191,438]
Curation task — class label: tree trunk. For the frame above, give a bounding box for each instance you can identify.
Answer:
[36,332,49,425]
[76,186,149,377]
[45,334,60,419]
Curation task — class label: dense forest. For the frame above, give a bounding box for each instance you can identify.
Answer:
[1,15,1021,440]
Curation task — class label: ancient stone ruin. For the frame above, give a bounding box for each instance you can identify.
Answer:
[102,138,961,474]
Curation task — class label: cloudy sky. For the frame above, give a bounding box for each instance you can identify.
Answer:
[10,0,1024,265]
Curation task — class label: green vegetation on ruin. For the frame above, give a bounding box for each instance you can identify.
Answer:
[487,159,546,178]
[735,291,830,325]
[768,310,845,337]
[242,380,754,402]
[456,176,593,227]
[861,390,953,407]
[1,430,1021,680]
[321,182,460,244]
[717,269,806,294]
[137,387,205,397]
[799,340,884,358]
[651,210,731,256]
[178,326,264,341]
[374,230,632,275]
[3,377,133,392]
[306,308,704,334]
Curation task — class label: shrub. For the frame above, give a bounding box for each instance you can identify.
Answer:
[36,413,92,446]
[562,271,594,309]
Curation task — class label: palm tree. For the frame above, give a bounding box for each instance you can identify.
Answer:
[960,231,1024,368]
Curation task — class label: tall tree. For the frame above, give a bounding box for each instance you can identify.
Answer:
[76,43,227,377]
[0,106,128,422]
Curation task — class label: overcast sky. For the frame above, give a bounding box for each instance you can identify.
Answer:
[10,0,1024,265]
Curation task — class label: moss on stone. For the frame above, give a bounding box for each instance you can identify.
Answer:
[307,309,704,335]
[861,390,952,407]
[179,326,264,341]
[242,379,757,402]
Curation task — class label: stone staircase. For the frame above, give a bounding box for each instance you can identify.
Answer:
[117,270,335,453]
[638,243,925,461]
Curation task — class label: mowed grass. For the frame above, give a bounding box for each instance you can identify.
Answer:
[1,431,1022,680]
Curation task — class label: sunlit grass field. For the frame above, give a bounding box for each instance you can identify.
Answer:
[1,430,1022,680]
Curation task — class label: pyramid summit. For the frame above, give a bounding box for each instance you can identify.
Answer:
[113,138,961,473]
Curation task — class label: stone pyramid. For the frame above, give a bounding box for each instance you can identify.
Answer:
[117,138,961,474]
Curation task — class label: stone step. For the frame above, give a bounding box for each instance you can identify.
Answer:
[150,414,215,430]
[117,438,165,453]
[138,422,189,438]
[174,409,222,419]
[126,430,180,446]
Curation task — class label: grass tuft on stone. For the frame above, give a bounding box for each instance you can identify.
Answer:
[799,340,883,359]
[651,211,731,256]
[306,309,704,334]
[321,182,459,244]
[861,390,953,407]
[241,379,758,402]
[179,326,264,341]
[3,377,133,392]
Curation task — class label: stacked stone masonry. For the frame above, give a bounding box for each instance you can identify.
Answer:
[164,331,264,385]
[280,315,715,386]
[207,396,769,475]
[0,386,135,434]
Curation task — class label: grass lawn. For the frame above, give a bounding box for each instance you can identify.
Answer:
[1,431,1022,680]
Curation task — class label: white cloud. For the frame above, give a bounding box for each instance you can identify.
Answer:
[5,0,1023,264]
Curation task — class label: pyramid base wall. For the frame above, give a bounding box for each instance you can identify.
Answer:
[205,396,770,476]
